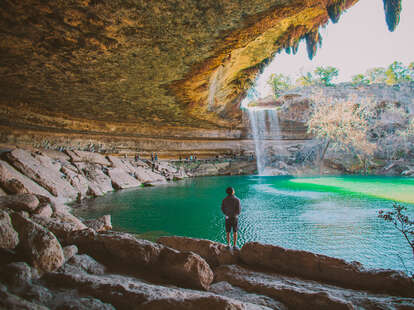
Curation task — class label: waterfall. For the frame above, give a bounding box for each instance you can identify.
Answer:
[247,108,281,175]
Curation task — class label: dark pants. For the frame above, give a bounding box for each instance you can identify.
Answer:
[225,217,238,233]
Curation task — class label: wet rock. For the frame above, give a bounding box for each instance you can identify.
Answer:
[63,245,78,262]
[0,160,53,198]
[0,286,48,310]
[159,246,214,290]
[11,212,65,272]
[0,210,19,249]
[68,254,106,275]
[66,150,111,166]
[0,193,39,213]
[4,149,78,200]
[240,242,414,297]
[210,281,286,310]
[107,167,141,189]
[0,262,33,288]
[44,267,251,310]
[84,215,112,232]
[158,236,239,267]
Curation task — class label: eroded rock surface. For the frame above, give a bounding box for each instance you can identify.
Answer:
[10,213,65,273]
[241,242,414,297]
[0,210,19,249]
[158,236,240,267]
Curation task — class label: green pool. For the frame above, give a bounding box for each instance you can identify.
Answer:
[73,175,414,273]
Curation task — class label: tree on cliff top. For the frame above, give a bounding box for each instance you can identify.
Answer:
[307,94,376,173]
[268,73,292,98]
[314,66,339,86]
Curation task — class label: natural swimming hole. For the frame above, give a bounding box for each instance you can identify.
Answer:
[73,175,414,273]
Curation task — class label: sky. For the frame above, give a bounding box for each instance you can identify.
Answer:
[254,0,414,97]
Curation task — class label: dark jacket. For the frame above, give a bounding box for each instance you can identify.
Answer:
[221,195,241,218]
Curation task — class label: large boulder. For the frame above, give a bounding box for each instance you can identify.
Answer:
[44,266,251,310]
[84,215,112,232]
[75,163,113,195]
[0,286,48,310]
[0,193,39,213]
[31,211,86,245]
[214,264,414,310]
[133,166,165,184]
[10,213,65,272]
[66,230,163,267]
[4,149,78,201]
[158,236,239,267]
[0,262,34,288]
[240,242,414,297]
[67,230,214,290]
[107,168,141,189]
[107,156,136,174]
[66,150,111,166]
[61,164,90,199]
[0,160,53,198]
[159,246,214,290]
[68,254,106,275]
[0,210,19,249]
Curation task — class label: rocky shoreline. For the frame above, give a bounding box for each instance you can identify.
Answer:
[0,147,413,309]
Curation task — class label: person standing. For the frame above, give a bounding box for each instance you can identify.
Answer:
[221,187,241,249]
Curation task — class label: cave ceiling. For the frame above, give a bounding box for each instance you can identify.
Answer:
[0,0,360,137]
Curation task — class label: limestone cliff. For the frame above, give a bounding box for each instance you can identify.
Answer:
[0,0,360,153]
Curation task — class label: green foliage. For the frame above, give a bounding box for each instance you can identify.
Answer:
[366,67,387,84]
[385,61,414,84]
[327,0,346,23]
[314,66,339,86]
[351,74,370,86]
[296,72,315,87]
[383,0,402,32]
[268,73,292,98]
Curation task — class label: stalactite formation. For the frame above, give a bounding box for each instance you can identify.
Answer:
[305,30,322,60]
[327,0,346,23]
[383,0,402,32]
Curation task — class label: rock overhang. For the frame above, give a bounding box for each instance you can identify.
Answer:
[0,0,400,142]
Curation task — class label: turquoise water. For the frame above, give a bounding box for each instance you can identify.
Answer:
[73,175,414,273]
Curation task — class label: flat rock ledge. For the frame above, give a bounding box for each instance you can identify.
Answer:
[0,192,414,309]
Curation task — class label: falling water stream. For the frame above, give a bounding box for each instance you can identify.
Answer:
[247,108,281,175]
